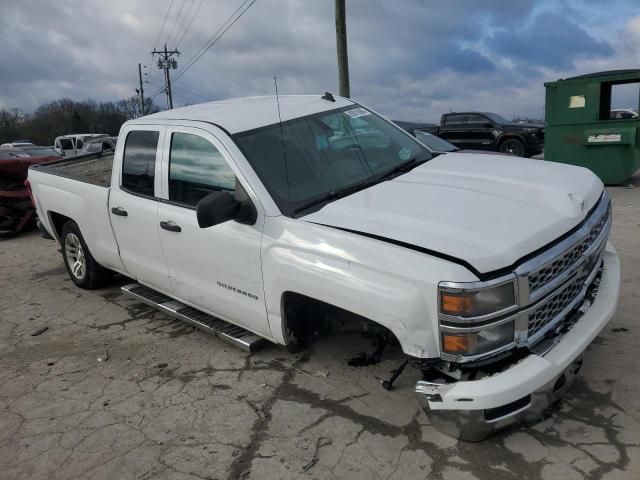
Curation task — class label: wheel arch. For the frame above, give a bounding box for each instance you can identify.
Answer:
[279,290,399,352]
[48,211,73,243]
[497,133,525,148]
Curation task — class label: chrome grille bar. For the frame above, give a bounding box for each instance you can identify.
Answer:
[515,191,611,305]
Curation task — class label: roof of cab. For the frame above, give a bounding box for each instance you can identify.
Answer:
[137,95,355,134]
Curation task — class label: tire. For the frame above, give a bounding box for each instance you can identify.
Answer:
[60,220,108,289]
[498,138,525,157]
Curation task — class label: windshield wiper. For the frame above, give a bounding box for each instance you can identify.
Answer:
[378,157,430,181]
[292,180,373,216]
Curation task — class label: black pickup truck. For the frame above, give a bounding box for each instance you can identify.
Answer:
[433,112,545,157]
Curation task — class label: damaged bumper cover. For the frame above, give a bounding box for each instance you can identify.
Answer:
[416,243,620,441]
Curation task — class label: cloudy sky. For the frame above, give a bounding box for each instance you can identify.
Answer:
[2,0,640,122]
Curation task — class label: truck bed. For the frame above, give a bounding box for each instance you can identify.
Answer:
[31,153,114,187]
[28,150,125,272]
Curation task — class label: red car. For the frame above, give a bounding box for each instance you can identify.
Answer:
[0,147,61,236]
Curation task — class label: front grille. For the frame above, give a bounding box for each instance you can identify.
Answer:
[527,203,609,294]
[528,271,587,337]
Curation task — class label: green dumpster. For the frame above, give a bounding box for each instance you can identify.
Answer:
[544,69,640,184]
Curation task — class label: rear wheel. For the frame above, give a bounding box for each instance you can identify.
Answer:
[498,138,525,157]
[61,221,108,289]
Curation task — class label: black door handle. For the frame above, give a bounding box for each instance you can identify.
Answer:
[160,221,181,232]
[111,207,128,217]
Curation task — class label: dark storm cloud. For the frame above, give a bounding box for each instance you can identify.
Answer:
[0,0,635,122]
[487,11,614,70]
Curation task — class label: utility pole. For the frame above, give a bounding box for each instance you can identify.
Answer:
[152,44,180,109]
[335,0,350,98]
[137,63,145,116]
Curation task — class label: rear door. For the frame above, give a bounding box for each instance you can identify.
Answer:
[109,125,172,292]
[439,114,468,147]
[156,126,270,336]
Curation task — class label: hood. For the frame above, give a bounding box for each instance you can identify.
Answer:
[301,153,603,275]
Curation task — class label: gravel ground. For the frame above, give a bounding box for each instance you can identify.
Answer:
[0,173,638,480]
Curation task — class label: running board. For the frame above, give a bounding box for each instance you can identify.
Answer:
[121,283,265,352]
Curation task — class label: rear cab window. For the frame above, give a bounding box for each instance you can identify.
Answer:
[121,130,160,197]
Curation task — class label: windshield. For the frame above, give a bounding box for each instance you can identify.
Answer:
[234,106,431,216]
[485,113,509,124]
[414,131,458,152]
[23,147,59,157]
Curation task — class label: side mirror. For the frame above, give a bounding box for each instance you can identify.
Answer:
[196,191,257,228]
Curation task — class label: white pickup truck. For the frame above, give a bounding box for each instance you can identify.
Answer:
[28,95,620,440]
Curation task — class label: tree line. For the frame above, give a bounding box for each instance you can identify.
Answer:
[0,96,160,146]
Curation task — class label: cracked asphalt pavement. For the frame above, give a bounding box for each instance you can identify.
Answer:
[1,176,639,479]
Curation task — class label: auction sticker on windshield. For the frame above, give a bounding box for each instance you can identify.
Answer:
[344,108,371,118]
[399,147,411,161]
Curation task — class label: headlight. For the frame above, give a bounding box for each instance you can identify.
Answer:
[441,321,515,356]
[439,281,516,318]
[438,277,518,360]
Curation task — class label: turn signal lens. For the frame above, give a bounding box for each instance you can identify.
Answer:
[442,333,475,353]
[441,293,475,315]
[441,322,515,356]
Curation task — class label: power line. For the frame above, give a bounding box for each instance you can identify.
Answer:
[181,83,214,98]
[171,0,257,85]
[177,83,213,101]
[173,85,206,105]
[164,0,188,48]
[166,0,251,90]
[153,0,175,51]
[148,0,257,102]
[175,0,204,49]
[167,0,194,47]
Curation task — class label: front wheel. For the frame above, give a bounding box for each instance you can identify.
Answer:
[498,138,525,157]
[61,221,108,289]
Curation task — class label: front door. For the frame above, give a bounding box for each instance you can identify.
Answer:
[466,114,496,150]
[156,127,270,337]
[109,126,172,292]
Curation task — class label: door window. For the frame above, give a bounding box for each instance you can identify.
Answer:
[122,130,159,197]
[59,138,73,150]
[466,114,489,127]
[169,132,236,206]
[76,139,84,149]
[444,114,466,127]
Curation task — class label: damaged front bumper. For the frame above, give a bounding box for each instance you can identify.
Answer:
[416,243,620,441]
